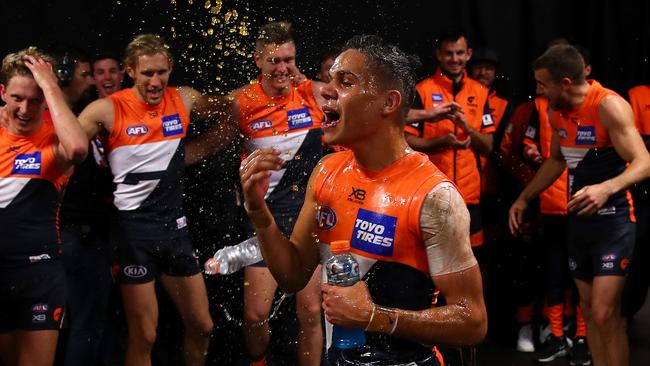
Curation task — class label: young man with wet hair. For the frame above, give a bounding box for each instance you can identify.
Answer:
[78,33,236,366]
[0,47,88,366]
[232,21,326,366]
[510,44,650,366]
[240,34,487,366]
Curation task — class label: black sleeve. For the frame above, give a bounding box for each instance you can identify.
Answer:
[411,89,424,109]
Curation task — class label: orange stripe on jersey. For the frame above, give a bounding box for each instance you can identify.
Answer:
[0,111,67,190]
[314,151,451,274]
[237,78,323,138]
[107,88,189,151]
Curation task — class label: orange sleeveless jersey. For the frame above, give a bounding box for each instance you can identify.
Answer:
[522,97,569,215]
[0,111,68,264]
[551,80,634,222]
[628,84,650,135]
[107,87,191,239]
[314,151,452,275]
[405,69,495,204]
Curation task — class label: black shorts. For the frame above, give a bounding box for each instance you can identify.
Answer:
[0,262,66,332]
[568,220,635,280]
[117,234,201,284]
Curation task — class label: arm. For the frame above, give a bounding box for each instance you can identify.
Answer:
[179,86,239,166]
[405,133,470,154]
[509,124,566,234]
[567,95,650,215]
[321,183,487,346]
[24,56,87,168]
[239,148,322,293]
[450,108,493,155]
[406,102,461,123]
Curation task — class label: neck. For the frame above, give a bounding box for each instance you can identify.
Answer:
[442,68,464,84]
[260,77,291,98]
[567,81,591,109]
[349,120,411,171]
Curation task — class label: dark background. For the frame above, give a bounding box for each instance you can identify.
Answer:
[2,0,650,101]
[2,1,650,365]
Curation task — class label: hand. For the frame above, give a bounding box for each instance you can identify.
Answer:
[450,109,471,133]
[442,133,471,150]
[567,183,613,216]
[22,55,59,90]
[239,148,284,211]
[508,198,528,236]
[0,107,9,129]
[322,281,374,329]
[430,102,462,122]
[287,63,307,85]
[522,143,543,164]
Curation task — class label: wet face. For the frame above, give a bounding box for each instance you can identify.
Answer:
[436,37,472,78]
[0,75,46,136]
[65,62,94,105]
[93,58,123,97]
[534,68,567,110]
[127,53,171,105]
[317,56,335,83]
[470,61,496,88]
[320,49,385,147]
[255,42,296,94]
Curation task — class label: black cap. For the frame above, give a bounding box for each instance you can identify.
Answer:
[471,48,499,66]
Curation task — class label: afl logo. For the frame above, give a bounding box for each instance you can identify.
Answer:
[317,205,337,230]
[123,265,148,278]
[126,124,149,137]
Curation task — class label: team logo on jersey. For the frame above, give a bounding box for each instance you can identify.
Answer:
[351,208,396,256]
[123,265,148,278]
[558,128,568,139]
[601,253,617,262]
[249,119,273,131]
[162,113,183,136]
[575,126,596,145]
[12,152,41,175]
[482,113,494,127]
[525,126,537,139]
[317,205,337,230]
[431,94,443,102]
[287,108,314,130]
[126,124,149,137]
[31,303,49,313]
[467,96,476,105]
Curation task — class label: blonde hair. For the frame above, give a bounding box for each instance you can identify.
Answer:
[124,34,173,70]
[1,47,55,84]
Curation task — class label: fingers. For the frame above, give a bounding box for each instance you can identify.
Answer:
[239,148,283,178]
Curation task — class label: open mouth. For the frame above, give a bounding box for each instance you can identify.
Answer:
[15,114,31,122]
[321,107,340,129]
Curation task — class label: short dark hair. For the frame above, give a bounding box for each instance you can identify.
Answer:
[533,44,585,83]
[92,51,123,69]
[255,21,294,52]
[343,35,420,118]
[436,28,470,50]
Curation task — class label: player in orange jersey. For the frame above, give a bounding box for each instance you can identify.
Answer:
[77,34,236,366]
[0,47,88,366]
[510,44,650,366]
[240,35,486,366]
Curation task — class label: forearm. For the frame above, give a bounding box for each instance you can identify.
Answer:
[185,117,239,166]
[247,205,316,293]
[42,84,88,161]
[405,135,448,154]
[366,266,486,346]
[467,129,492,156]
[406,108,434,123]
[518,157,566,202]
[603,155,650,194]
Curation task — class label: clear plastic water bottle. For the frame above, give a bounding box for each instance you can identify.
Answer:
[326,240,366,349]
[204,236,263,275]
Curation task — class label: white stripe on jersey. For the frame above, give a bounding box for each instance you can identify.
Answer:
[0,177,31,208]
[108,139,181,210]
[561,146,589,169]
[245,130,308,199]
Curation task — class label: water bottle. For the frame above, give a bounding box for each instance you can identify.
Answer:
[204,236,263,275]
[326,240,366,349]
